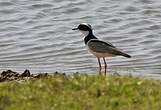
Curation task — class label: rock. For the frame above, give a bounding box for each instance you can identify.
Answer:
[21,69,31,77]
[62,73,66,75]
[0,69,50,82]
[1,70,19,77]
[33,73,48,78]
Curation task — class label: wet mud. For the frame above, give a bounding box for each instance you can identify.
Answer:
[0,69,52,82]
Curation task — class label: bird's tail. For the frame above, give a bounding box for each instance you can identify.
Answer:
[121,52,131,58]
[108,46,131,58]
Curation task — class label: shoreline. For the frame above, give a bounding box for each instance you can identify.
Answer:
[0,69,59,82]
[1,69,161,82]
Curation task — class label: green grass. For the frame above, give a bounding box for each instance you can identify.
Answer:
[0,73,161,110]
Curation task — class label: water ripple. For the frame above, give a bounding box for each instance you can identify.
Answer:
[0,0,161,77]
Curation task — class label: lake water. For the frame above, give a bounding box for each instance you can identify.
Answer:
[0,0,161,78]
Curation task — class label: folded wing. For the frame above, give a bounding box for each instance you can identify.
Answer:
[87,39,131,58]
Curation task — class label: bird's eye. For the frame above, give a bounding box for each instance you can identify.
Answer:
[78,25,89,31]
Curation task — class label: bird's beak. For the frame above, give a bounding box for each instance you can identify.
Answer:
[72,28,78,30]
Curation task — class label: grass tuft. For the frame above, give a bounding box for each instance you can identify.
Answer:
[0,74,161,110]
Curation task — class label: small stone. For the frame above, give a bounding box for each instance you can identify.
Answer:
[54,71,58,75]
[33,73,48,78]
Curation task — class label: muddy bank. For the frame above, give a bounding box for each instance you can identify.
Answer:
[0,69,61,82]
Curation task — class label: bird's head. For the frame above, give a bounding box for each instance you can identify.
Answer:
[72,23,93,36]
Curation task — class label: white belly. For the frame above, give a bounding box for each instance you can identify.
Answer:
[88,48,116,58]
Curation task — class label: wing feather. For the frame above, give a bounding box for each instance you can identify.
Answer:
[87,39,131,58]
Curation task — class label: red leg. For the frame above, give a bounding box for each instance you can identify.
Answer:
[103,57,107,76]
[97,58,101,75]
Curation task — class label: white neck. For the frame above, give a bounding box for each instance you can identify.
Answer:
[79,30,89,37]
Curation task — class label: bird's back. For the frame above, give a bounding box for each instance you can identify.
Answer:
[87,39,131,58]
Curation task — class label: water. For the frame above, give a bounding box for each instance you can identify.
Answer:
[0,0,161,78]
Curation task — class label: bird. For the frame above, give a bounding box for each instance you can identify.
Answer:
[72,23,131,76]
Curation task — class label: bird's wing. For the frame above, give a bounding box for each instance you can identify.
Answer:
[87,39,126,56]
[97,38,116,48]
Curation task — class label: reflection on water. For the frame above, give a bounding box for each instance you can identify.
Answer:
[0,0,161,78]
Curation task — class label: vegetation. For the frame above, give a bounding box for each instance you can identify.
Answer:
[0,73,161,110]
